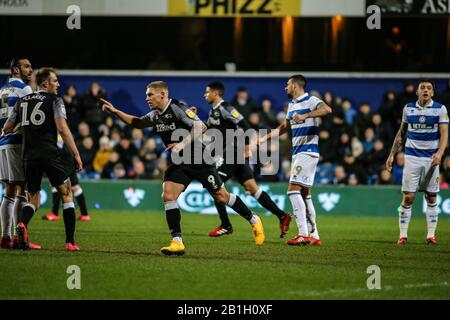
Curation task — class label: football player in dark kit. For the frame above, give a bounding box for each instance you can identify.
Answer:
[3,68,83,251]
[100,81,265,256]
[203,81,292,238]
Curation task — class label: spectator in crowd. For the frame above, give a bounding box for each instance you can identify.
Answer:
[365,139,388,177]
[392,151,404,185]
[248,111,265,130]
[259,98,278,129]
[341,98,357,126]
[230,87,258,120]
[101,151,122,179]
[343,154,367,184]
[78,136,96,176]
[438,79,450,108]
[377,169,393,185]
[93,136,112,174]
[114,137,139,173]
[336,133,353,163]
[131,128,145,150]
[371,113,394,144]
[63,84,82,133]
[110,127,122,148]
[378,89,400,132]
[354,103,373,140]
[130,158,152,180]
[112,163,126,180]
[442,155,450,185]
[347,173,359,185]
[333,166,347,185]
[318,130,336,163]
[397,82,416,109]
[140,138,159,176]
[75,121,91,146]
[81,82,107,138]
[362,127,376,154]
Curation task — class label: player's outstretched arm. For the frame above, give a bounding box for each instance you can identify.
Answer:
[55,117,83,171]
[100,98,147,129]
[386,121,408,172]
[259,119,290,144]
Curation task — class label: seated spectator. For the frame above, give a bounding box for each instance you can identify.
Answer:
[319,130,336,163]
[93,136,112,174]
[343,154,367,184]
[140,138,159,175]
[336,133,353,163]
[442,155,450,185]
[112,163,126,179]
[130,158,152,180]
[377,169,393,185]
[333,165,347,185]
[341,98,357,126]
[378,89,399,134]
[347,173,359,185]
[354,102,373,140]
[371,113,393,144]
[131,128,145,150]
[230,87,258,120]
[110,128,122,148]
[78,136,96,176]
[114,137,139,172]
[75,121,91,146]
[248,111,265,130]
[362,127,376,154]
[392,151,404,185]
[63,84,81,133]
[101,151,122,179]
[81,82,107,138]
[259,98,278,129]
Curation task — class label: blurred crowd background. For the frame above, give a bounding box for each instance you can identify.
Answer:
[63,79,450,188]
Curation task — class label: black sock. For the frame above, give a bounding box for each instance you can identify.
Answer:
[257,191,285,221]
[63,206,76,244]
[215,201,232,228]
[21,205,35,226]
[52,191,60,216]
[75,193,89,216]
[165,201,182,238]
[227,194,252,221]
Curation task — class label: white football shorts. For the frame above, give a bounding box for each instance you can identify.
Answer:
[289,153,319,187]
[0,146,24,182]
[402,156,439,194]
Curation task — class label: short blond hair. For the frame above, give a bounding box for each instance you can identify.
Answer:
[147,81,168,91]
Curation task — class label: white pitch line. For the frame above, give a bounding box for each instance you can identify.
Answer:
[288,281,449,297]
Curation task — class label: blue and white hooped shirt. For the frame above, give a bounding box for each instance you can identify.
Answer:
[286,93,323,158]
[402,99,448,159]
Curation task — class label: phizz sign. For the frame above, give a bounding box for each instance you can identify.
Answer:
[367,0,450,15]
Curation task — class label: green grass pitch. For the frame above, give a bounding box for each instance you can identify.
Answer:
[0,211,449,300]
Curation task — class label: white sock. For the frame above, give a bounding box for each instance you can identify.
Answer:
[399,204,412,238]
[249,215,257,225]
[288,191,308,236]
[1,196,14,238]
[173,236,183,243]
[426,202,439,238]
[305,196,319,239]
[13,195,26,236]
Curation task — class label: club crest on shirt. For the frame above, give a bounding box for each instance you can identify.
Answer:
[419,116,426,123]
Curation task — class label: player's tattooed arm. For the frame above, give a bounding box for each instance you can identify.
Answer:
[386,121,408,171]
[100,98,149,129]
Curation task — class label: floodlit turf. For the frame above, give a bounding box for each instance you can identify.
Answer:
[0,211,449,300]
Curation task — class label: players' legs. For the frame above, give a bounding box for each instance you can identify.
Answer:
[399,192,415,239]
[51,186,61,215]
[56,180,77,245]
[213,201,232,228]
[213,187,255,222]
[11,182,26,236]
[72,184,89,217]
[424,192,438,240]
[1,182,15,240]
[162,181,186,242]
[301,187,319,240]
[242,178,285,221]
[287,183,308,237]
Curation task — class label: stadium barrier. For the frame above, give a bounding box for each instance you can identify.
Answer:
[6,180,449,217]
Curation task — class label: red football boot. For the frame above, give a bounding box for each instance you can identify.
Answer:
[287,235,309,246]
[279,213,292,238]
[0,237,12,249]
[78,215,91,222]
[66,243,80,251]
[208,226,233,237]
[42,212,60,221]
[397,237,407,245]
[427,236,437,245]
